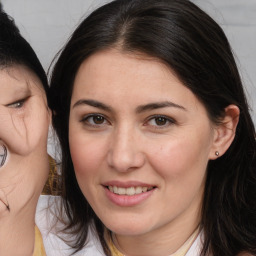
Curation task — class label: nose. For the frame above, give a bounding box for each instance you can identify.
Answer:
[107,127,145,172]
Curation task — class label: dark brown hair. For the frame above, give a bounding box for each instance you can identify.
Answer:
[49,0,256,255]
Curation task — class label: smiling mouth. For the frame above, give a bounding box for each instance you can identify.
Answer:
[107,186,155,196]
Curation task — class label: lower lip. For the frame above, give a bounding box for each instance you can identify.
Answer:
[104,187,155,207]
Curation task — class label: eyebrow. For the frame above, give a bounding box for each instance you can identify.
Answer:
[3,87,31,105]
[73,99,186,113]
[135,101,187,113]
[8,81,31,94]
[14,87,31,96]
[72,99,113,112]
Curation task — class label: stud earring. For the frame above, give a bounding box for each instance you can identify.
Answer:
[215,151,219,156]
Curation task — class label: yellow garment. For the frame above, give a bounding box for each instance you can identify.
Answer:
[33,226,46,256]
[108,237,124,256]
[108,229,198,256]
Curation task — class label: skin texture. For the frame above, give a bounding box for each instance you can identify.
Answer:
[69,49,239,256]
[0,65,50,255]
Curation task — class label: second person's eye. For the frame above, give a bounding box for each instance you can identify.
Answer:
[6,98,27,109]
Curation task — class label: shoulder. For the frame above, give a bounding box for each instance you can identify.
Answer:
[36,195,60,232]
[36,195,105,256]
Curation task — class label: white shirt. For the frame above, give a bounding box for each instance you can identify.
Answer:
[36,195,104,256]
[185,234,202,256]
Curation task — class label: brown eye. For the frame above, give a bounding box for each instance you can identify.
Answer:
[0,144,7,168]
[154,117,167,126]
[93,115,105,124]
[146,115,175,128]
[81,114,109,127]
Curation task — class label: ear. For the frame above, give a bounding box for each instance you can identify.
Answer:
[209,104,240,160]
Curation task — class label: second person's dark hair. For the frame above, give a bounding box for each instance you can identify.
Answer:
[0,6,48,97]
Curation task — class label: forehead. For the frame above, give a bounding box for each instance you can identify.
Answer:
[73,49,198,105]
[74,49,180,94]
[0,65,44,99]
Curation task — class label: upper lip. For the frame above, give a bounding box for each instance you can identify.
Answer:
[102,180,156,188]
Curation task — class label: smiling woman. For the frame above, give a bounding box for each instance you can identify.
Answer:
[0,5,51,255]
[48,0,256,255]
[69,49,218,242]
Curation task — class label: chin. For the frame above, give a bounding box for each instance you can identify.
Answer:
[104,219,152,236]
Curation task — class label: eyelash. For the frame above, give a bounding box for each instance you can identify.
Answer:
[80,113,176,129]
[6,98,27,109]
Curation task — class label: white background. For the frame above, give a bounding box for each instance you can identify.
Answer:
[1,0,256,123]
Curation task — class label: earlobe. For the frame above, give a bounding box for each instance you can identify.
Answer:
[209,105,240,160]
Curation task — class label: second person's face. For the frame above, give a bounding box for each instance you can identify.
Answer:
[0,65,50,215]
[69,49,217,240]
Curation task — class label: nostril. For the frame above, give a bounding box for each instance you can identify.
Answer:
[0,144,7,168]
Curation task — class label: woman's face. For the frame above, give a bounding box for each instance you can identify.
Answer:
[69,49,218,238]
[0,65,50,214]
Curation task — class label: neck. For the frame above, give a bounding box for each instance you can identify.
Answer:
[0,199,37,255]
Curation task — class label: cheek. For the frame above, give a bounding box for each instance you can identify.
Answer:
[0,104,49,156]
[69,134,104,180]
[0,111,29,155]
[25,105,50,150]
[69,135,107,204]
[148,132,211,182]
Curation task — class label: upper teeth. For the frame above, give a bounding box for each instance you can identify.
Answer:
[108,186,153,196]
